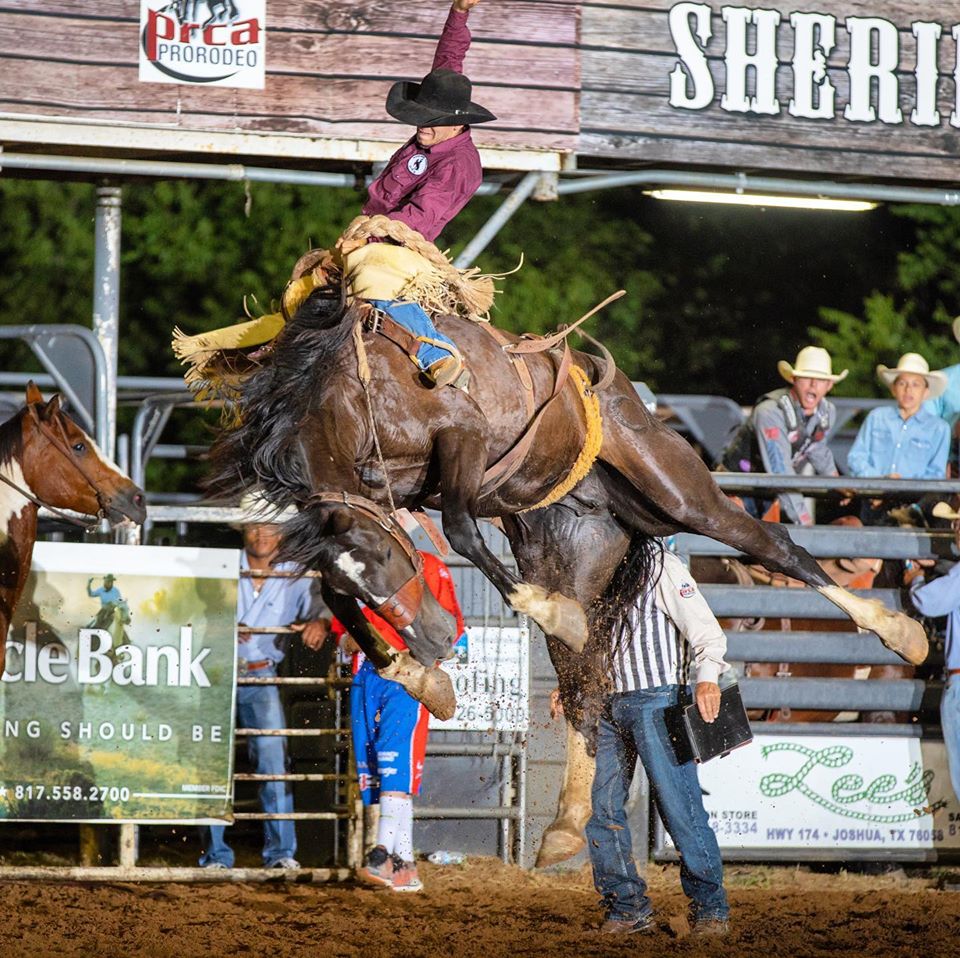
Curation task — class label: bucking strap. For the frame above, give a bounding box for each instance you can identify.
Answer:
[479,343,574,497]
[503,290,625,355]
[479,323,536,421]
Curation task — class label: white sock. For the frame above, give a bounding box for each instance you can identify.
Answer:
[377,794,405,855]
[391,795,415,863]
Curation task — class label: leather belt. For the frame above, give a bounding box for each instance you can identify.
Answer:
[238,658,273,674]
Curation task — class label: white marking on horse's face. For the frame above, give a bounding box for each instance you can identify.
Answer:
[0,461,33,539]
[334,551,388,605]
[86,432,133,481]
[335,550,366,586]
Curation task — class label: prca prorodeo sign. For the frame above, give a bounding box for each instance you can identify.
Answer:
[139,0,266,89]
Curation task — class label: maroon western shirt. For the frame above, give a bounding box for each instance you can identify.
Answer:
[363,8,483,243]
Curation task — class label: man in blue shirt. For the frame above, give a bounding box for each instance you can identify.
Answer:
[907,500,960,807]
[848,354,950,522]
[200,505,329,870]
[87,574,121,606]
[924,318,960,431]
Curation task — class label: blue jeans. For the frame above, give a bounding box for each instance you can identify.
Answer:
[942,678,960,804]
[199,665,296,867]
[370,299,457,370]
[586,685,728,923]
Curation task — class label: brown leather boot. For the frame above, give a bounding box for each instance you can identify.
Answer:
[424,355,463,388]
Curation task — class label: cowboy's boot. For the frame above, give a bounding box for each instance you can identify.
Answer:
[424,354,464,388]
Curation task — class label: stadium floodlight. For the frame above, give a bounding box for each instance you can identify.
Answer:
[645,189,878,212]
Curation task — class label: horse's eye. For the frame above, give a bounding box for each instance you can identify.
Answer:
[72,442,86,454]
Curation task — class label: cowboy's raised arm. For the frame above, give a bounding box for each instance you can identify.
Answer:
[433,0,480,73]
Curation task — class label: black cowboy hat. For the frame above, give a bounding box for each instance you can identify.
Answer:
[386,68,496,127]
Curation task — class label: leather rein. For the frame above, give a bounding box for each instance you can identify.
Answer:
[0,408,113,531]
[309,490,425,630]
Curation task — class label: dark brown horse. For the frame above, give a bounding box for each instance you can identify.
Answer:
[0,383,147,677]
[210,288,926,667]
[205,287,928,861]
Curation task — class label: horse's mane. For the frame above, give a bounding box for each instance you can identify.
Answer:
[0,410,25,469]
[206,285,356,506]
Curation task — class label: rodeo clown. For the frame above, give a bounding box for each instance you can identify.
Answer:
[326,551,466,893]
[351,0,496,387]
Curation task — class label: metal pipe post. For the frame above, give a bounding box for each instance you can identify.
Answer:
[453,171,542,269]
[93,185,122,458]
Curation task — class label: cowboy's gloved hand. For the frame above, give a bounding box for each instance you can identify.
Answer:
[453,0,480,11]
[696,681,721,723]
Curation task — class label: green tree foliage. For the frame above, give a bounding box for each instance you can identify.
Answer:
[0,176,922,493]
[810,204,960,398]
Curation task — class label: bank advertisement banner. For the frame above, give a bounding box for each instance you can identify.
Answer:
[431,626,529,733]
[658,733,960,857]
[0,543,239,823]
[139,0,266,88]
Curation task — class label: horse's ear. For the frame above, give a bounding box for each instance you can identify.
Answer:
[324,507,354,538]
[40,394,62,421]
[25,381,43,406]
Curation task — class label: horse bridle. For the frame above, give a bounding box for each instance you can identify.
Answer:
[0,405,116,530]
[310,491,425,630]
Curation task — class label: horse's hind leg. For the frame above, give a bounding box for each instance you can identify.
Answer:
[434,427,588,652]
[598,389,928,665]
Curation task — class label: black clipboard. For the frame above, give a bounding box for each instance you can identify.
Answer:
[666,682,753,764]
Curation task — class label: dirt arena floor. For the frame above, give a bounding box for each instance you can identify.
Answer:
[2,858,959,958]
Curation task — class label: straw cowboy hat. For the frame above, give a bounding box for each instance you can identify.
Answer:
[952,316,960,343]
[777,346,848,384]
[386,68,496,127]
[231,491,299,530]
[876,352,947,398]
[933,501,960,522]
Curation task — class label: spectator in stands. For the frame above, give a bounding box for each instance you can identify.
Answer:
[905,500,960,805]
[199,495,329,870]
[587,545,731,936]
[847,353,949,522]
[925,319,960,430]
[923,319,960,475]
[719,346,846,525]
[328,551,466,894]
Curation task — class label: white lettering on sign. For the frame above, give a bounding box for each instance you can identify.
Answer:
[720,7,781,115]
[668,3,960,128]
[3,624,211,688]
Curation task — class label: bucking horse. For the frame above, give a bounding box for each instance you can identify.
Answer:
[202,277,928,867]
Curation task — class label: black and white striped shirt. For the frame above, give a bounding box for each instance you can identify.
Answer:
[610,551,727,694]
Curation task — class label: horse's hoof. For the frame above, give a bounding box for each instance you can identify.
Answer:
[378,653,457,721]
[535,827,586,868]
[878,614,929,666]
[508,584,588,652]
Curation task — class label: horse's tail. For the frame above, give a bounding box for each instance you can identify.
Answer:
[588,532,663,664]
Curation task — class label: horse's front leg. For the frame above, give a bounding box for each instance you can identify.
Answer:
[434,428,588,652]
[321,586,456,721]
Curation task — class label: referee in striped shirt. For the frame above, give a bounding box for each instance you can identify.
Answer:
[588,549,731,937]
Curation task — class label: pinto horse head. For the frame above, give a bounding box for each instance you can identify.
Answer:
[279,496,457,666]
[20,383,147,526]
